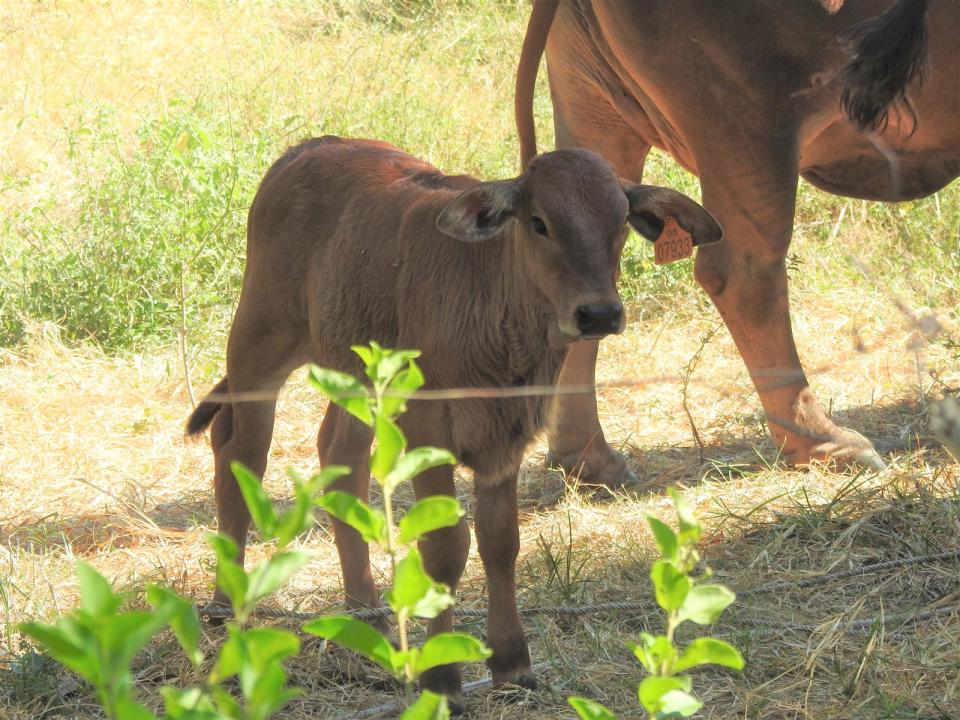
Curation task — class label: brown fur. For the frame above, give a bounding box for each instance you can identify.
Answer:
[188,136,720,705]
[515,0,959,483]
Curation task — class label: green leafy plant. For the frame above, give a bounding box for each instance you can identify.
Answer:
[19,460,342,720]
[304,343,491,718]
[569,490,744,719]
[20,343,489,719]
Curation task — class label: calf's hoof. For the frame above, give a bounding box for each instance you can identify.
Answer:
[420,664,464,714]
[202,592,233,626]
[784,426,886,472]
[493,669,538,690]
[546,445,640,489]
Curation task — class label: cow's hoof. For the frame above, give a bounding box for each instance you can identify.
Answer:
[546,446,639,489]
[787,426,886,472]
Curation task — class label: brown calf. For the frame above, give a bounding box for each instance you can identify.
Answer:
[187,136,721,705]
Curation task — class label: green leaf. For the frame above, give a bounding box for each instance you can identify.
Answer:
[76,560,122,617]
[210,684,243,719]
[207,532,239,563]
[400,689,449,720]
[207,533,247,609]
[302,616,397,673]
[302,466,352,495]
[647,516,679,563]
[113,696,157,720]
[371,414,405,483]
[568,696,618,720]
[675,637,744,671]
[275,466,351,547]
[147,585,202,667]
[386,548,454,619]
[669,489,701,546]
[649,560,690,611]
[241,627,301,667]
[638,675,692,714]
[231,462,277,538]
[315,491,386,544]
[161,687,220,719]
[214,626,300,682]
[352,344,375,367]
[382,362,425,417]
[629,632,675,674]
[18,622,94,680]
[308,365,373,425]
[398,496,464,544]
[659,689,703,717]
[101,611,166,664]
[385,447,457,494]
[414,633,491,674]
[370,348,420,387]
[246,550,313,606]
[678,584,736,625]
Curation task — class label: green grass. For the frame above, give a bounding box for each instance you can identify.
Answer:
[4,0,953,354]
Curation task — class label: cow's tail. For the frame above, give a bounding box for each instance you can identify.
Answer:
[515,0,559,168]
[839,0,930,131]
[186,376,229,436]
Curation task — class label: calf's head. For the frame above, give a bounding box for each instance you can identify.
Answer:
[436,148,721,341]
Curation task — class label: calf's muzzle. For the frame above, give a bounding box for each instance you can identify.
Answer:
[575,302,624,338]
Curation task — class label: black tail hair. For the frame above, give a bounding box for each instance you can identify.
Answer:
[839,0,930,132]
[186,377,228,436]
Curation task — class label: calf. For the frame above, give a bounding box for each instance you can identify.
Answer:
[187,136,721,705]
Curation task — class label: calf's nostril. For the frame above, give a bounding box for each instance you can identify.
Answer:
[575,303,624,334]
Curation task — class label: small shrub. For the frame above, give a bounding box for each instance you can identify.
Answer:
[569,490,744,719]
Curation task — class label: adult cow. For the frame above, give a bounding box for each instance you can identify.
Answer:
[516,0,959,485]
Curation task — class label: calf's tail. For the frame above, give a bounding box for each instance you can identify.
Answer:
[515,0,559,168]
[839,0,930,131]
[186,376,229,436]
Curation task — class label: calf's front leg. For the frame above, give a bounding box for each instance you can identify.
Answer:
[413,464,471,708]
[474,472,536,689]
[317,406,385,626]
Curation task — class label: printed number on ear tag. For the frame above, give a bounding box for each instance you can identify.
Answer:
[654,216,693,265]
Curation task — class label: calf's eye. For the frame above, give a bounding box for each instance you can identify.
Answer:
[530,216,548,236]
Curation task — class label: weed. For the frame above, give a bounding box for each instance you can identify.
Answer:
[569,491,744,720]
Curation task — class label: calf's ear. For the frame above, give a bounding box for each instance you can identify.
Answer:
[436,180,520,242]
[621,182,723,246]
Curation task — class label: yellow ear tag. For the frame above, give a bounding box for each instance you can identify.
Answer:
[654,216,694,265]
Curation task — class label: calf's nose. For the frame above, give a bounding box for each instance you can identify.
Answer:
[575,302,624,337]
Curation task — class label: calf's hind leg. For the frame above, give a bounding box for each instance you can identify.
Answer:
[209,319,304,607]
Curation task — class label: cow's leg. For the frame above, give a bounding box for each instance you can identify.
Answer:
[316,405,385,627]
[411,462,470,710]
[474,470,535,689]
[209,340,298,608]
[543,69,651,487]
[694,156,884,470]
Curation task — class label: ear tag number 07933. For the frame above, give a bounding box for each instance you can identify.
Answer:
[654,216,693,265]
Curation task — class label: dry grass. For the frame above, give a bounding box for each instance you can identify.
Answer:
[2,1,959,718]
[2,292,958,719]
